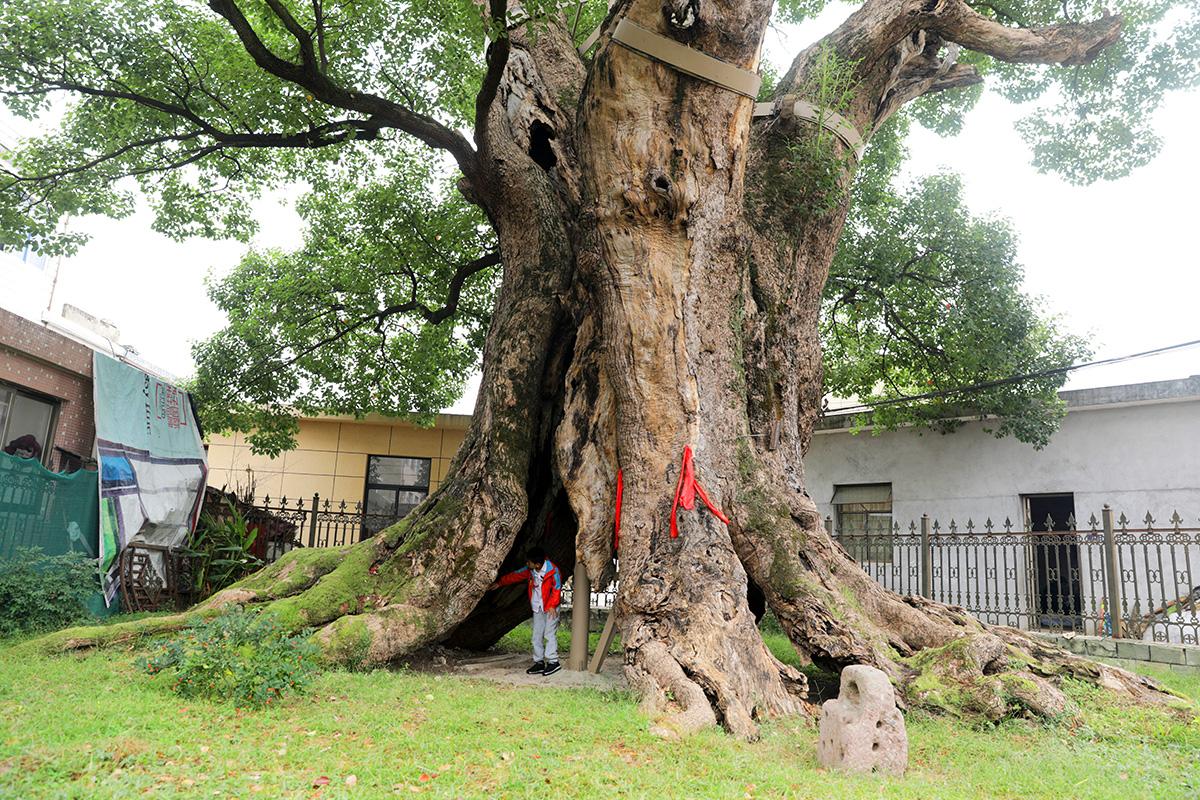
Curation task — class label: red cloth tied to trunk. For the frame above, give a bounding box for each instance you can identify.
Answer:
[669,446,729,538]
[613,469,623,551]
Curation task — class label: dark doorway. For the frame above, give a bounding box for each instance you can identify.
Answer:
[1025,493,1082,630]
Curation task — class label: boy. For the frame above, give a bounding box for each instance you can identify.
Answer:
[489,547,562,676]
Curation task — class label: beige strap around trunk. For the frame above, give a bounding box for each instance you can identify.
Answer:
[753,97,866,161]
[609,19,763,100]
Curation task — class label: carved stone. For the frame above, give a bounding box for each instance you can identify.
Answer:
[817,665,908,776]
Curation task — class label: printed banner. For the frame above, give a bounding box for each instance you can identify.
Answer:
[93,353,207,605]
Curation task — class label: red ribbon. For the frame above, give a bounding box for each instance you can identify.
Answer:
[613,469,623,551]
[669,446,729,538]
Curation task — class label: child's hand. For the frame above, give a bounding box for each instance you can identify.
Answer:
[547,607,558,620]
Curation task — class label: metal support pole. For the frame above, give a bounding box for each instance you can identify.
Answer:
[1102,505,1123,638]
[568,562,591,671]
[308,493,320,548]
[920,514,932,599]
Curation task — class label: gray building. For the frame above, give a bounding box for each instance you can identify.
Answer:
[806,376,1200,644]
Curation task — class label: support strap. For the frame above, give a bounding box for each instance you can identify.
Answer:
[752,97,866,160]
[610,19,762,99]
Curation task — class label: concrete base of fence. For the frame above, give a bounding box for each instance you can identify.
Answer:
[1036,632,1200,673]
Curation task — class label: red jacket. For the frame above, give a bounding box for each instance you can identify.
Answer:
[496,560,562,611]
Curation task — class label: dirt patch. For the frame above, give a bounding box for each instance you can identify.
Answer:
[403,646,627,691]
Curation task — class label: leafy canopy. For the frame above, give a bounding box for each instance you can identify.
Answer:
[1,0,1196,451]
[823,115,1090,447]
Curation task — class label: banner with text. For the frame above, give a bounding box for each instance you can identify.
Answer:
[93,353,207,605]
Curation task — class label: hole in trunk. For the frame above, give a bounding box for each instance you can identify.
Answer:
[528,121,558,171]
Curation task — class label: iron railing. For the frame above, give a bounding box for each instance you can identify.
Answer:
[834,507,1200,645]
[244,493,398,557]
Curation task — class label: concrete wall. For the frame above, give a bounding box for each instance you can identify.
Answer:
[0,307,95,463]
[205,415,469,506]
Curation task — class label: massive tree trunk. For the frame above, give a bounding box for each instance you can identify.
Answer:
[41,0,1176,738]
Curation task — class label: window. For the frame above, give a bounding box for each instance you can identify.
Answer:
[832,483,893,563]
[362,455,432,537]
[0,383,57,466]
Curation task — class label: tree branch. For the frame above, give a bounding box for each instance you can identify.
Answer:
[934,1,1122,66]
[205,0,479,174]
[475,0,511,145]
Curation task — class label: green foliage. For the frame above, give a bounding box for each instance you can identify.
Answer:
[0,548,99,636]
[823,114,1091,447]
[189,501,263,597]
[137,606,318,709]
[190,145,497,455]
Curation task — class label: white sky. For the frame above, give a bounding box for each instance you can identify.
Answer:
[2,4,1197,412]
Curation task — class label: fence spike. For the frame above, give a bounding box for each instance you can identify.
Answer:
[1143,511,1155,530]
[932,519,941,534]
[262,495,272,507]
[1044,513,1055,532]
[1087,512,1099,531]
[1003,516,1012,533]
[948,518,957,534]
[338,499,347,511]
[1117,512,1129,530]
[908,520,917,534]
[280,495,289,507]
[984,517,993,534]
[1066,511,1076,530]
[965,518,974,534]
[1170,510,1183,530]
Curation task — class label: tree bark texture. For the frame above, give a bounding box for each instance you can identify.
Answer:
[40,0,1179,738]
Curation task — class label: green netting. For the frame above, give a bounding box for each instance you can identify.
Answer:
[0,450,111,617]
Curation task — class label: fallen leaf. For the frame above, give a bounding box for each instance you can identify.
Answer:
[346,775,358,787]
[419,773,431,782]
[313,776,331,787]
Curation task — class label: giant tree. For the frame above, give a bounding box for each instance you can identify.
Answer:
[3,0,1197,737]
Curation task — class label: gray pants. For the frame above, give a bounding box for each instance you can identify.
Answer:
[531,610,559,663]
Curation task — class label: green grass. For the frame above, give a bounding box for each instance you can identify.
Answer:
[0,631,1198,799]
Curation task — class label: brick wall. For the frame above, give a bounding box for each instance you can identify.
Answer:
[0,307,95,462]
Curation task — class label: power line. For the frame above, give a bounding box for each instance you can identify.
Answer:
[825,337,1200,415]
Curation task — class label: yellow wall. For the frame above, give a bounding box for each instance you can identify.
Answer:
[205,414,468,506]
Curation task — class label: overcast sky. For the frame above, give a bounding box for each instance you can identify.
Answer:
[2,4,1197,413]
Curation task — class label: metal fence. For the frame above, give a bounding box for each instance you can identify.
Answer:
[834,507,1200,645]
[245,493,395,556]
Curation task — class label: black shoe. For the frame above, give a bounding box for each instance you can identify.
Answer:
[526,661,545,674]
[542,661,562,677]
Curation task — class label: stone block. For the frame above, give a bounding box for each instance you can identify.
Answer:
[1186,646,1200,668]
[817,665,907,776]
[1084,638,1118,657]
[1114,640,1150,661]
[1147,644,1187,665]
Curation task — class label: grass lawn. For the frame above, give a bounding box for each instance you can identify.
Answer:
[0,625,1197,799]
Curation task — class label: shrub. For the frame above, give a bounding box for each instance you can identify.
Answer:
[189,501,263,598]
[0,548,99,636]
[138,606,318,708]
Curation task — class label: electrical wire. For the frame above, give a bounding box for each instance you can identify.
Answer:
[825,337,1200,415]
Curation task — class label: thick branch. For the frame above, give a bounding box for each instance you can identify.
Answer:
[205,0,478,173]
[935,1,1122,65]
[475,0,511,139]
